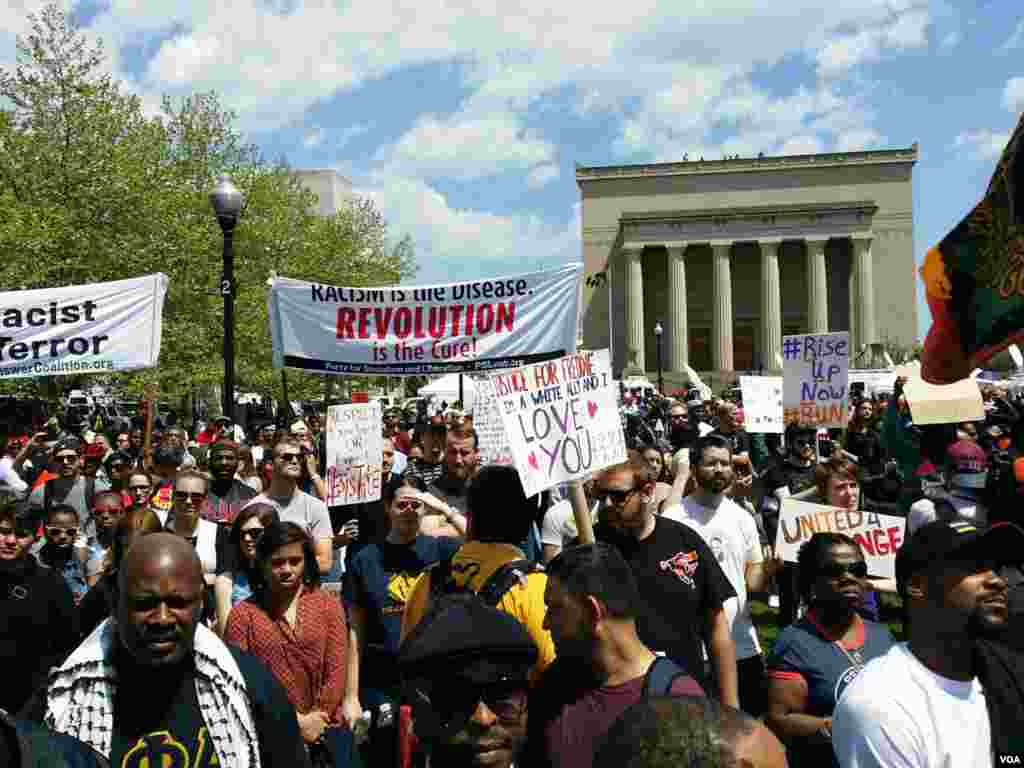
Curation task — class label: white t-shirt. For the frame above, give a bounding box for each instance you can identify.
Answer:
[245,489,332,541]
[832,642,991,768]
[540,498,599,550]
[908,493,987,535]
[663,496,763,659]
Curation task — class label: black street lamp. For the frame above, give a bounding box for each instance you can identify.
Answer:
[653,321,664,394]
[209,176,244,422]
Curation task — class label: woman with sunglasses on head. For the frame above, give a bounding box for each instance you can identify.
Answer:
[224,522,359,768]
[765,532,895,768]
[213,502,279,635]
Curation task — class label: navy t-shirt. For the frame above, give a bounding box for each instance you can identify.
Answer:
[344,535,461,660]
[767,610,895,766]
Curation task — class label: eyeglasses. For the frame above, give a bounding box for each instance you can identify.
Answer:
[595,486,640,506]
[395,499,423,512]
[173,491,207,503]
[241,528,264,540]
[822,561,868,580]
[45,526,79,538]
[56,454,78,464]
[276,452,302,463]
[409,678,528,734]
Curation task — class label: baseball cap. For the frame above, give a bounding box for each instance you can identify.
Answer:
[895,519,1024,593]
[945,439,988,489]
[290,420,309,436]
[399,595,537,685]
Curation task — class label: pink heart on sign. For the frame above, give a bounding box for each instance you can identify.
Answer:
[527,452,539,471]
[587,401,598,418]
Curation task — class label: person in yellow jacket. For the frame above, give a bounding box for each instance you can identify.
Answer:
[401,465,556,682]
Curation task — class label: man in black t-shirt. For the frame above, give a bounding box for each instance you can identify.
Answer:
[709,402,752,459]
[591,458,737,706]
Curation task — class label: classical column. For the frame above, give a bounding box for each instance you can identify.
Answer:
[847,250,858,356]
[711,241,734,373]
[853,235,876,347]
[759,239,783,371]
[805,237,829,333]
[623,246,646,374]
[667,244,688,371]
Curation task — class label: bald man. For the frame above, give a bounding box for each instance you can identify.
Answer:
[45,533,310,768]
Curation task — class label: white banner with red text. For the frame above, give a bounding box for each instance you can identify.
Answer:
[268,264,582,375]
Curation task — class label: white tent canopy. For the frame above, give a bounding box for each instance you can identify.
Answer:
[417,373,476,411]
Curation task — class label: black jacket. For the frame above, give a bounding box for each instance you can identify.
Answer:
[975,638,1024,762]
[1,709,109,768]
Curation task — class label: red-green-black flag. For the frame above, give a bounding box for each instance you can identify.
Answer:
[920,113,1024,383]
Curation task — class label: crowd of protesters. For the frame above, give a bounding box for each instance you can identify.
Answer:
[1,378,1023,768]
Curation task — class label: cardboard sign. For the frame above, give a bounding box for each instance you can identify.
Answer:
[903,376,985,425]
[0,274,168,379]
[472,378,515,467]
[782,332,850,428]
[324,402,383,506]
[489,349,626,497]
[739,375,783,433]
[775,498,906,579]
[269,263,582,375]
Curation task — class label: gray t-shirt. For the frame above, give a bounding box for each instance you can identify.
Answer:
[28,475,111,544]
[245,489,332,541]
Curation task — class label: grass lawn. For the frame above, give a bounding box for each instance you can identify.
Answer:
[751,594,906,655]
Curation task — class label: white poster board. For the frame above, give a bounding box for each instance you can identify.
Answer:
[903,376,985,425]
[269,263,582,375]
[472,377,515,467]
[489,349,626,497]
[0,274,168,379]
[782,332,850,428]
[324,402,383,506]
[775,498,906,579]
[739,375,783,433]
[848,369,898,396]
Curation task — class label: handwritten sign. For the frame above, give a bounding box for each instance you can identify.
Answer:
[782,332,850,428]
[472,377,515,467]
[324,402,383,506]
[489,349,626,497]
[739,375,783,433]
[775,498,905,579]
[903,375,985,425]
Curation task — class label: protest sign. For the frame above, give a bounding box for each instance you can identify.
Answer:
[775,498,905,579]
[472,378,515,467]
[268,263,582,376]
[0,274,168,379]
[848,369,898,396]
[739,375,783,433]
[489,349,626,497]
[903,375,985,425]
[324,402,383,506]
[782,332,850,428]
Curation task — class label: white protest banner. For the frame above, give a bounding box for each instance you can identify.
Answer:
[775,498,905,579]
[782,332,850,428]
[324,402,383,506]
[490,349,626,497]
[739,375,783,433]
[269,263,582,376]
[472,378,515,467]
[848,369,898,396]
[903,375,985,425]
[0,274,168,380]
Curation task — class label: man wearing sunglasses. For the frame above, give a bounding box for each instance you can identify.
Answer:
[32,503,89,602]
[0,501,78,715]
[400,594,538,768]
[27,438,109,551]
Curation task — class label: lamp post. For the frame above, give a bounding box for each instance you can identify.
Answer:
[653,321,664,394]
[209,176,244,422]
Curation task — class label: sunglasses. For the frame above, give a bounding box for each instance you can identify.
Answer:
[595,486,640,505]
[822,561,868,580]
[45,526,79,538]
[173,491,207,503]
[276,452,302,463]
[241,528,265,540]
[395,499,423,512]
[56,454,78,463]
[409,678,527,734]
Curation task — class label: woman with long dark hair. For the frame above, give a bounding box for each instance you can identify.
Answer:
[224,522,359,767]
[213,502,279,635]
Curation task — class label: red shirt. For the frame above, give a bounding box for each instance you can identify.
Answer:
[224,588,349,725]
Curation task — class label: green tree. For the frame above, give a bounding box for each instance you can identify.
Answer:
[0,5,415,406]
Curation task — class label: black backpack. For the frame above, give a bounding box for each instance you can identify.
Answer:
[427,556,540,607]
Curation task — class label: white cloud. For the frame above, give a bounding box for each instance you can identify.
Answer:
[939,29,959,49]
[954,130,1011,161]
[779,136,824,155]
[816,7,930,77]
[526,164,560,189]
[836,129,881,151]
[1004,77,1024,114]
[303,126,324,148]
[998,19,1024,53]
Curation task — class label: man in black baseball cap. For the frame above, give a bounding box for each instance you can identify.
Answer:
[833,519,1024,766]
[400,594,537,768]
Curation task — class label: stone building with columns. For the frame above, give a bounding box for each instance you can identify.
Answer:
[577,146,918,389]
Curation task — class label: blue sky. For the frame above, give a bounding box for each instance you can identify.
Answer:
[3,1,1023,343]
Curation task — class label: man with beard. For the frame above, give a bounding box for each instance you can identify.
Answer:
[589,458,737,705]
[525,543,704,768]
[0,502,77,714]
[663,435,780,717]
[27,438,109,546]
[666,402,700,453]
[833,520,1024,767]
[202,442,257,527]
[406,423,447,486]
[425,427,478,535]
[44,533,309,768]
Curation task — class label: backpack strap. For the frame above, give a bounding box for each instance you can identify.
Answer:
[641,656,687,698]
[476,559,538,607]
